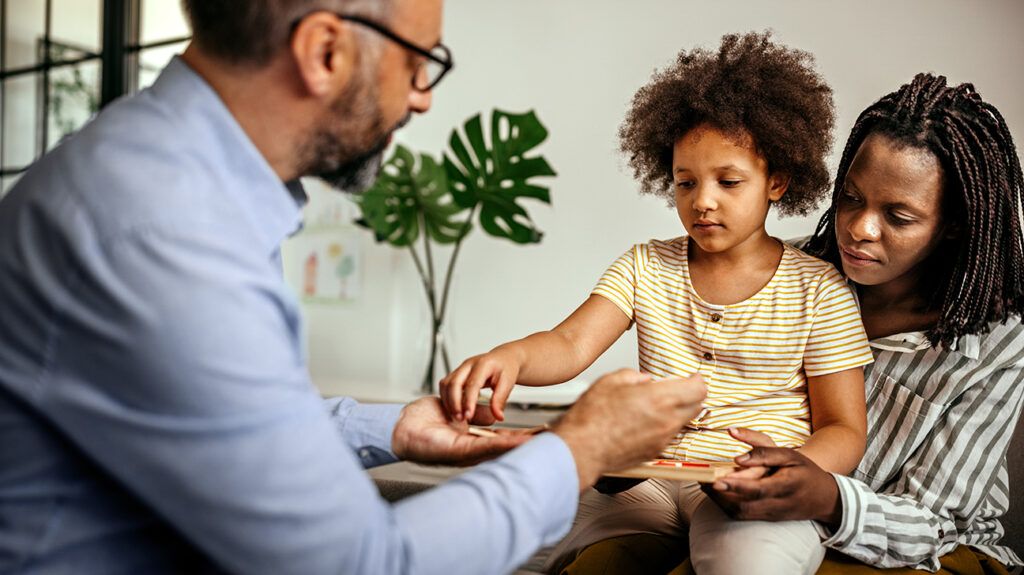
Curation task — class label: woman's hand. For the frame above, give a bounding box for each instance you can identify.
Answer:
[720,427,775,480]
[439,347,522,422]
[702,428,844,526]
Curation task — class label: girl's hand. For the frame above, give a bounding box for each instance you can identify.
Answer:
[438,348,521,422]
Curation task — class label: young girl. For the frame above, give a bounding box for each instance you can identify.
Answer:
[441,32,870,573]
[690,73,1024,574]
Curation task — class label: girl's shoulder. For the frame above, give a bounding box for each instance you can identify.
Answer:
[637,236,688,265]
[778,239,843,283]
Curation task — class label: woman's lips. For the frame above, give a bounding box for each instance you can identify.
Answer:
[840,246,879,266]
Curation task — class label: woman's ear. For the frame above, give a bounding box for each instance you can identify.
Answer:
[944,220,962,240]
[768,173,790,202]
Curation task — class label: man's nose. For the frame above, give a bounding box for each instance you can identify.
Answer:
[408,87,432,114]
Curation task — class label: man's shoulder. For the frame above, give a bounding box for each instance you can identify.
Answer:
[8,92,232,244]
[74,89,215,196]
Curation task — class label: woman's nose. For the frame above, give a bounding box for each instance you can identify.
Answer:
[847,211,881,242]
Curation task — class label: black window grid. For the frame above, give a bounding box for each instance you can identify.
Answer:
[0,0,189,187]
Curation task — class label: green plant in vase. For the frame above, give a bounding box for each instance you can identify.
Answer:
[356,109,556,394]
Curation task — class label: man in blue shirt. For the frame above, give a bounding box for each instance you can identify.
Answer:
[0,0,707,573]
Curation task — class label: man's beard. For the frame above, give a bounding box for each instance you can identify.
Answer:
[298,75,408,195]
[316,134,389,194]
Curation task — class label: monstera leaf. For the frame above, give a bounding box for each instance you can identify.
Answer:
[356,145,468,247]
[443,109,556,244]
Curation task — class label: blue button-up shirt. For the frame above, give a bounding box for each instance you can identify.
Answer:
[0,57,577,574]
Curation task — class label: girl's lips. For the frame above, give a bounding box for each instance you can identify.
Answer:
[693,220,723,231]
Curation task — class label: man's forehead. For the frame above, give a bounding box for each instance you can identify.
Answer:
[390,0,444,44]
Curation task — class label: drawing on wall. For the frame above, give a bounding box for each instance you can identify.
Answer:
[288,203,362,303]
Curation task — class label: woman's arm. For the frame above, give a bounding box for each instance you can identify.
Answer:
[798,367,866,474]
[710,358,1024,571]
[441,295,631,421]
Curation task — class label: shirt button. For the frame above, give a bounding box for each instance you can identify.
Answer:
[710,313,722,323]
[703,352,713,360]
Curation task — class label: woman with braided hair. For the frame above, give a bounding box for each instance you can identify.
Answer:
[703,72,1024,573]
[562,73,1024,574]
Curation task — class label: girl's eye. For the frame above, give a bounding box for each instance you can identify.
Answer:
[676,181,695,190]
[719,180,741,188]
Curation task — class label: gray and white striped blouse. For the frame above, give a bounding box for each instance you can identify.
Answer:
[818,318,1024,569]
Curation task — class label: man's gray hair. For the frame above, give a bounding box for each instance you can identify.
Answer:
[180,0,393,66]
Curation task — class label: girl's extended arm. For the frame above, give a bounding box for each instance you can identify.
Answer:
[440,295,631,421]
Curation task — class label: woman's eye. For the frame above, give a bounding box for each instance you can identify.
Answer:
[888,212,913,226]
[676,181,695,190]
[720,180,741,188]
[839,191,860,203]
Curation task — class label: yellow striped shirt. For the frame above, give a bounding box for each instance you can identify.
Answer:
[592,237,873,461]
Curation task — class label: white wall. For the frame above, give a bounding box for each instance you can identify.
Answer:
[290,0,1024,400]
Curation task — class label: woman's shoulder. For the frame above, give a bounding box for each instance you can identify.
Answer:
[972,316,1024,369]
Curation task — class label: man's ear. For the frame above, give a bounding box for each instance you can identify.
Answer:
[289,11,357,98]
[768,173,790,202]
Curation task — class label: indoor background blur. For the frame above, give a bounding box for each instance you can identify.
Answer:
[2,0,1022,404]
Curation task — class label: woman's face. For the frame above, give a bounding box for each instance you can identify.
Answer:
[834,132,950,289]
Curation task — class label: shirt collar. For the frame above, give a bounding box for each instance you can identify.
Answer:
[868,331,980,360]
[845,278,981,360]
[150,57,306,248]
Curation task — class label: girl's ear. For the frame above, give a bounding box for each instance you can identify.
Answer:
[768,173,790,202]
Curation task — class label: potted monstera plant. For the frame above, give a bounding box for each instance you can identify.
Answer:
[356,109,556,394]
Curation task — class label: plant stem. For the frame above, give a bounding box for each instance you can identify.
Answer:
[438,203,479,323]
[408,238,438,394]
[418,212,441,394]
[421,214,439,322]
[407,244,433,307]
[439,336,452,374]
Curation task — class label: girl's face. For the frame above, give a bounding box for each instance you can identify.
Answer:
[834,132,949,290]
[672,125,787,256]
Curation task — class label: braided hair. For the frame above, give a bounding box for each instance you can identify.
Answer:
[805,73,1024,347]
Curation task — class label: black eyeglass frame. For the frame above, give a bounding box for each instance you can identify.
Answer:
[294,13,453,92]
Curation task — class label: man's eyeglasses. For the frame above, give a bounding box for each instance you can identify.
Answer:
[318,14,453,92]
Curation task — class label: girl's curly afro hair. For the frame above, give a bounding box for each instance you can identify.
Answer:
[619,31,835,217]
